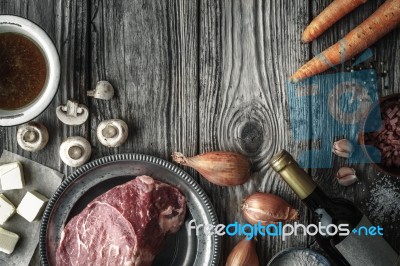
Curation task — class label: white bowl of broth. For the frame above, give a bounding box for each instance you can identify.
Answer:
[0,15,60,126]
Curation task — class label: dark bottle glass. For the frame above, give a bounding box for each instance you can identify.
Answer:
[303,186,361,265]
[269,150,398,266]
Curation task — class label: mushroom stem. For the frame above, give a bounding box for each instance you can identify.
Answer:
[59,137,91,167]
[102,125,118,138]
[56,100,89,126]
[87,81,114,100]
[96,119,128,147]
[17,122,49,152]
[23,130,38,143]
[68,146,83,160]
[87,90,95,97]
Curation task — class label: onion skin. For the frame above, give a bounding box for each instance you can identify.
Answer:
[241,192,299,225]
[226,238,259,266]
[172,151,251,186]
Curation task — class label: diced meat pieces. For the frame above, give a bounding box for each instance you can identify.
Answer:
[387,106,399,119]
[365,101,400,167]
[56,175,186,266]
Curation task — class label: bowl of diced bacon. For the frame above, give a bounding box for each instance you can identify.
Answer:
[359,94,400,177]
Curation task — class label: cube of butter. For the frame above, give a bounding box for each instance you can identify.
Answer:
[0,227,19,254]
[0,162,25,190]
[0,194,15,225]
[17,191,48,222]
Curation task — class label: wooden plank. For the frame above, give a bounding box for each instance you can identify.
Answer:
[89,0,199,170]
[0,1,90,265]
[309,0,400,252]
[199,0,311,263]
[354,0,400,251]
[0,0,90,176]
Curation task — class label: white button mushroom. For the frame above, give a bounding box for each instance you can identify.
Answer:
[17,122,49,152]
[87,81,114,100]
[56,100,89,125]
[59,137,92,167]
[96,119,128,147]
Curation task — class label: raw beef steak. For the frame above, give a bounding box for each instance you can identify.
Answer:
[56,175,186,266]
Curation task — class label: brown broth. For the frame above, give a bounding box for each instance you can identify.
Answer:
[0,32,47,110]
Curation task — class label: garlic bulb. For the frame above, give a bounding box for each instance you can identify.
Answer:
[172,151,251,186]
[242,192,299,225]
[336,167,358,186]
[226,238,259,266]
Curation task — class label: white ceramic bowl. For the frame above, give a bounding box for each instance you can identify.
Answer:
[0,15,60,126]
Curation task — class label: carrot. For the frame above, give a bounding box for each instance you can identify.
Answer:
[302,0,368,43]
[291,0,400,83]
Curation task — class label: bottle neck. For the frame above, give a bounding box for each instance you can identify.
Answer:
[269,150,317,200]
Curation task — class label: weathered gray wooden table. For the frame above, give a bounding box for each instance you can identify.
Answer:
[1,0,399,265]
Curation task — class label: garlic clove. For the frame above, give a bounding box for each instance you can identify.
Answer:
[226,238,259,266]
[172,151,251,186]
[332,139,354,158]
[241,192,299,225]
[336,167,358,186]
[87,80,114,100]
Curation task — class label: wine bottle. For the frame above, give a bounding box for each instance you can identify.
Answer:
[269,150,398,266]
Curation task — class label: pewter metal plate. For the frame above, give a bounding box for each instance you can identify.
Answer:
[40,154,220,266]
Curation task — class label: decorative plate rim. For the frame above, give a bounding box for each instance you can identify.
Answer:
[39,153,220,266]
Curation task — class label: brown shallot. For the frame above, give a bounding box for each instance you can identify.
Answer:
[172,151,251,186]
[241,192,299,225]
[226,238,259,266]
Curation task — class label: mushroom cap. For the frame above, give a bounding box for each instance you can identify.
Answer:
[17,122,49,152]
[59,136,92,167]
[87,80,114,100]
[96,119,128,147]
[56,100,89,125]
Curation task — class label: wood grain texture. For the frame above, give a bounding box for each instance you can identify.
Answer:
[1,0,399,265]
[309,0,400,253]
[199,0,312,263]
[89,0,199,178]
